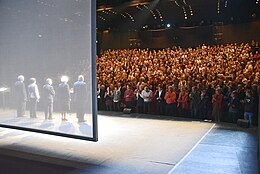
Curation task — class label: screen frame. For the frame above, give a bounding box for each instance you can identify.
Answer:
[0,0,98,142]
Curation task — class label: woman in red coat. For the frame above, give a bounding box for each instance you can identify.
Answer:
[151,86,156,114]
[212,88,223,122]
[124,85,134,109]
[182,89,190,117]
[177,89,189,117]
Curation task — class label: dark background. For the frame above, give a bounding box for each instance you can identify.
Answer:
[96,0,260,51]
[0,0,91,88]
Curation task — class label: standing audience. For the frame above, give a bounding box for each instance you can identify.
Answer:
[228,91,240,123]
[95,42,259,125]
[12,41,260,126]
[212,88,223,122]
[164,86,177,116]
[243,90,255,127]
[155,86,165,115]
[141,86,152,114]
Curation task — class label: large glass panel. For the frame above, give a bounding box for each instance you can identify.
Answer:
[0,0,97,141]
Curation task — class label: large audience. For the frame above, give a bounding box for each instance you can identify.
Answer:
[96,41,260,126]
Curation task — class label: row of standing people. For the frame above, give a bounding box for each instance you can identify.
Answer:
[14,75,88,123]
[97,83,257,126]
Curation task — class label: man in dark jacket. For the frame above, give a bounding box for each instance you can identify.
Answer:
[228,91,240,123]
[43,78,55,120]
[27,78,40,118]
[73,75,87,123]
[155,86,165,115]
[244,90,254,127]
[190,86,201,119]
[198,90,210,120]
[14,75,27,117]
[135,88,144,113]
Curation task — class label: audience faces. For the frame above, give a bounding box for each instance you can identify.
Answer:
[96,42,259,124]
[97,43,259,91]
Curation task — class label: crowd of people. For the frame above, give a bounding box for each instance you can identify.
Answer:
[97,41,260,126]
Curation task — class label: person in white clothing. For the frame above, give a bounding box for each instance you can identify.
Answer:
[141,86,152,114]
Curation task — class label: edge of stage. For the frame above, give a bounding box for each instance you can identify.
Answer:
[0,111,258,174]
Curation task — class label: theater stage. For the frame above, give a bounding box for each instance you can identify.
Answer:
[0,109,93,137]
[0,112,258,174]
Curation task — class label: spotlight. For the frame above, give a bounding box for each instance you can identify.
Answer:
[0,87,8,92]
[166,24,171,28]
[61,76,69,83]
[225,0,228,7]
[142,25,148,29]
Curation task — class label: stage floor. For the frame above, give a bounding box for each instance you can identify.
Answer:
[0,111,258,174]
[0,109,93,137]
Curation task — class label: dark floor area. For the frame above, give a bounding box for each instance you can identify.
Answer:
[0,154,76,174]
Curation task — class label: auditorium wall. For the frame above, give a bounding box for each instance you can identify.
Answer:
[97,20,260,51]
[221,21,260,44]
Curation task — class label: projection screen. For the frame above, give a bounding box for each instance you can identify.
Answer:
[0,0,97,141]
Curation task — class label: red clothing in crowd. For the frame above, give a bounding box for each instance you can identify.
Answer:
[179,92,189,109]
[253,52,260,59]
[152,91,157,114]
[212,93,223,110]
[164,92,176,104]
[124,89,134,102]
[212,93,223,122]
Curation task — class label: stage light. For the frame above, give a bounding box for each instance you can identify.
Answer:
[225,0,228,8]
[98,16,106,21]
[174,0,180,6]
[125,12,135,22]
[120,13,127,18]
[217,0,220,14]
[189,5,194,16]
[143,5,149,9]
[142,25,148,29]
[61,76,69,83]
[167,24,171,28]
[0,87,8,92]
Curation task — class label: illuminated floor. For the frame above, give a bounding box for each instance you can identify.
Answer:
[0,112,258,174]
[0,109,93,137]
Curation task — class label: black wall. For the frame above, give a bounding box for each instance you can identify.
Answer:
[97,20,260,51]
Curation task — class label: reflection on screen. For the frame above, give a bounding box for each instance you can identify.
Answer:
[0,0,94,138]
